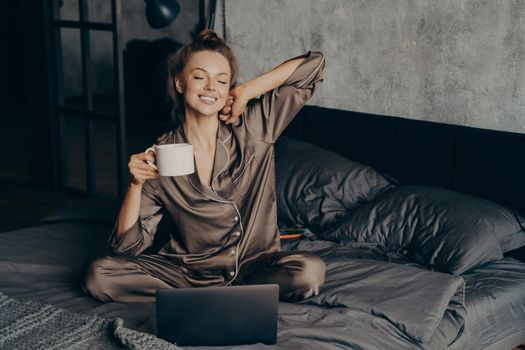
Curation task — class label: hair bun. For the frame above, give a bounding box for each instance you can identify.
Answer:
[196,29,223,44]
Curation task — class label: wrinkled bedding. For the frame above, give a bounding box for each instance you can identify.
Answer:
[462,259,525,349]
[1,194,525,349]
[320,186,525,275]
[0,218,515,350]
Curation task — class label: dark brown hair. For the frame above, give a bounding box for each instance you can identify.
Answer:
[166,29,238,109]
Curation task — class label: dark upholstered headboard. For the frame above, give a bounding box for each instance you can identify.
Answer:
[284,106,525,217]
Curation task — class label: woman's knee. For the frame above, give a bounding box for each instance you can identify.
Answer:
[83,256,124,302]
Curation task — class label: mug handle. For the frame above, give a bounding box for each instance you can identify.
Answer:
[145,146,158,171]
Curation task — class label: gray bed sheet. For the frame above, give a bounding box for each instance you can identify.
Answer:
[461,259,525,349]
[0,217,524,349]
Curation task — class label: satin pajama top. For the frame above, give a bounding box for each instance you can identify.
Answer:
[109,51,325,287]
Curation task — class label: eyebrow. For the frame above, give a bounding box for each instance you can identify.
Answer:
[191,67,229,76]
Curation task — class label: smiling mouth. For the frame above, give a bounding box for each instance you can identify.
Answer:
[199,95,218,103]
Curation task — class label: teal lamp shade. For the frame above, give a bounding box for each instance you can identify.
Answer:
[145,0,181,29]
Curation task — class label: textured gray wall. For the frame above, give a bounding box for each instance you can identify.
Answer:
[216,0,525,134]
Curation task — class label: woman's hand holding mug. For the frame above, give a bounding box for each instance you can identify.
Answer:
[127,143,194,186]
[145,144,194,177]
[128,149,159,186]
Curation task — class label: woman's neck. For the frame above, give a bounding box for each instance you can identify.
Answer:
[182,109,219,150]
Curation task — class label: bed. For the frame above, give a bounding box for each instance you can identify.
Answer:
[1,136,525,350]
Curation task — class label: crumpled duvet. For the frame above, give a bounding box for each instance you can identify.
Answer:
[0,220,467,350]
[312,258,465,345]
[181,239,467,350]
[292,240,466,349]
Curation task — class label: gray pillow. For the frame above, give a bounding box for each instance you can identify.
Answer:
[275,136,397,232]
[507,212,525,253]
[322,186,525,275]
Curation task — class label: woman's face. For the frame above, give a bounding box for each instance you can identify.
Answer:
[176,50,231,118]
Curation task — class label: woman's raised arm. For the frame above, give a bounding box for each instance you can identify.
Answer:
[221,51,325,143]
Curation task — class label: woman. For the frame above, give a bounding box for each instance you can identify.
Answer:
[83,30,326,303]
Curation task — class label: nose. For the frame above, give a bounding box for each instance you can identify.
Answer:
[204,80,215,91]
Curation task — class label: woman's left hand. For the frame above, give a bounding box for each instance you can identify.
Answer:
[219,85,248,125]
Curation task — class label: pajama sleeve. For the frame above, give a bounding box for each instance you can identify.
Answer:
[107,180,164,256]
[243,51,325,144]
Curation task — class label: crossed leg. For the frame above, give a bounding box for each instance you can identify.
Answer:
[237,251,327,302]
[83,254,191,303]
[83,251,326,303]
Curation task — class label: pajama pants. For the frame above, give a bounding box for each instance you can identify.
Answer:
[83,251,326,303]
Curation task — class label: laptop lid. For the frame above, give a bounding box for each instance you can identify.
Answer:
[156,284,279,347]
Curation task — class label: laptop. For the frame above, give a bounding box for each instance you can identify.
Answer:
[156,284,279,346]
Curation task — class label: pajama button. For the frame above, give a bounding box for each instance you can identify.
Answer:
[233,231,240,237]
[234,216,239,222]
[230,248,236,255]
[229,271,235,277]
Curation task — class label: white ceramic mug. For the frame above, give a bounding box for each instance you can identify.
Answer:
[146,143,194,177]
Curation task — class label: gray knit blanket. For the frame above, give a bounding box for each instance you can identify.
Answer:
[0,292,181,350]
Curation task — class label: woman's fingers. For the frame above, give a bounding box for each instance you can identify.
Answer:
[128,152,158,182]
[128,151,159,185]
[138,152,156,163]
[131,161,157,172]
[130,166,158,176]
[128,157,156,170]
[129,155,157,170]
[219,95,234,119]
[130,168,159,180]
[223,91,248,125]
[219,107,232,118]
[225,118,235,125]
[224,106,246,124]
